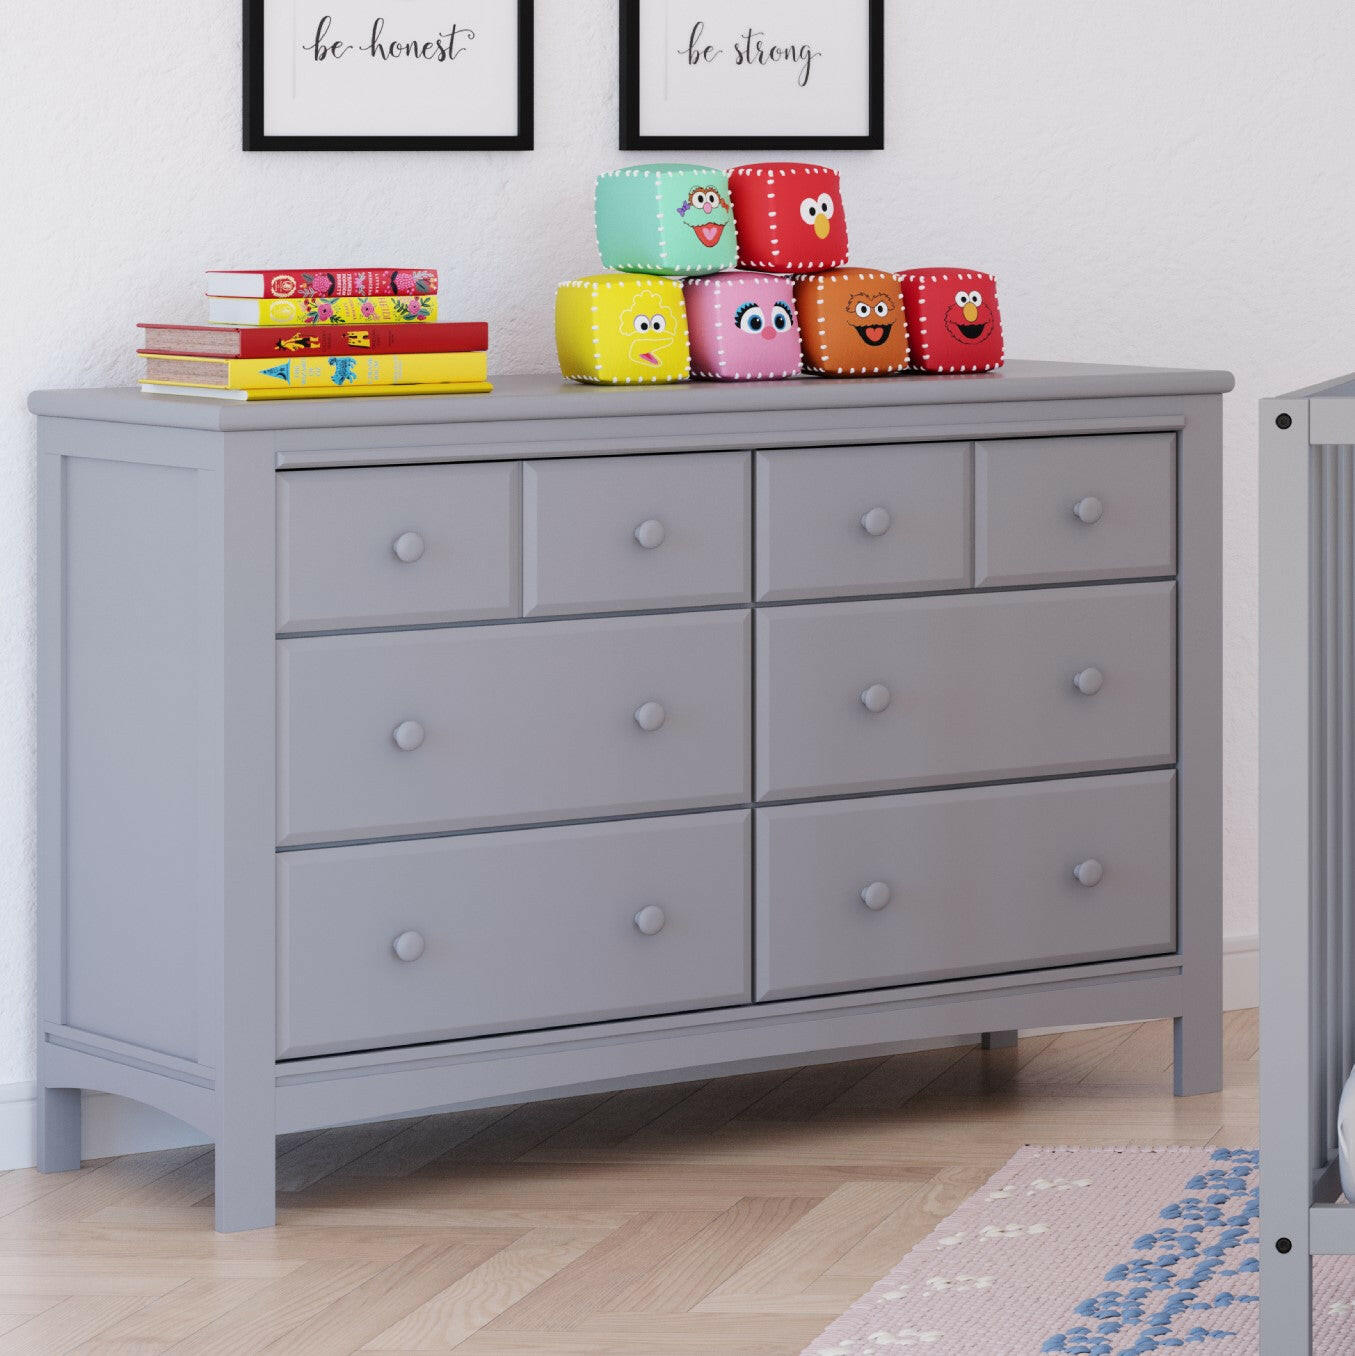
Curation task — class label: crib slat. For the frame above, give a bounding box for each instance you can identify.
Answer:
[1340,449,1353,1097]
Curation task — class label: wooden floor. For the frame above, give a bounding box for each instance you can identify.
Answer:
[0,1011,1259,1355]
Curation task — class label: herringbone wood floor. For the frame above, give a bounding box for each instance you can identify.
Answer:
[0,1011,1259,1354]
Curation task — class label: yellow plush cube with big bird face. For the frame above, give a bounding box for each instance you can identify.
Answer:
[555,274,691,385]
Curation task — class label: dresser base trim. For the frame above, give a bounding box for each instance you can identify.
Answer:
[272,964,1187,1134]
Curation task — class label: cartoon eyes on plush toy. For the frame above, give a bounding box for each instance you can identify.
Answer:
[846,293,897,347]
[620,292,679,367]
[679,186,732,248]
[734,300,795,337]
[944,289,995,344]
[799,194,836,239]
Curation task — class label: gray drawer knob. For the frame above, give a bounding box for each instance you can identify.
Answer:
[1072,667,1104,696]
[860,684,892,714]
[860,507,892,537]
[393,531,426,563]
[392,930,426,962]
[392,720,426,752]
[860,881,893,911]
[634,905,666,936]
[1073,496,1104,525]
[634,519,667,550]
[634,701,667,732]
[1073,859,1105,888]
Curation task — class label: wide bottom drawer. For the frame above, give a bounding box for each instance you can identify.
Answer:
[279,810,751,1058]
[755,771,1175,1001]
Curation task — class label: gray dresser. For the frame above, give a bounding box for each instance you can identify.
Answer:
[30,361,1231,1231]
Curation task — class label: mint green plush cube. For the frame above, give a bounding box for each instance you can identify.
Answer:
[595,164,739,277]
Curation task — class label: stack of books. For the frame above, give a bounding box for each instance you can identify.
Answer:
[138,267,490,400]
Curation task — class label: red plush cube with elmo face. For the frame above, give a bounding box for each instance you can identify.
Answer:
[728,163,849,274]
[896,269,1004,373]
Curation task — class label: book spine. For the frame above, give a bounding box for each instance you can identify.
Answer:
[141,381,494,401]
[235,322,486,358]
[220,269,439,298]
[227,351,487,389]
[232,296,438,325]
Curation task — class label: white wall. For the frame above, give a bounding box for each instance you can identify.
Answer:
[5,0,1340,1095]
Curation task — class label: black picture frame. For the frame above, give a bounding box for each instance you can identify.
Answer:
[243,0,534,151]
[619,0,883,151]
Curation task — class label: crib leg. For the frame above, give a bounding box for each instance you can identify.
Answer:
[1173,1009,1223,1097]
[1260,1243,1312,1354]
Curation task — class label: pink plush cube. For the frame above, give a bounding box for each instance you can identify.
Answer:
[683,272,802,381]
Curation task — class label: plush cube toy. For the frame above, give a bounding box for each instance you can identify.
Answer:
[595,165,739,277]
[683,272,802,382]
[728,163,849,274]
[794,268,909,377]
[896,269,1005,373]
[555,274,691,385]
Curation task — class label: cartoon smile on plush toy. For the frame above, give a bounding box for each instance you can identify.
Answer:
[848,294,897,346]
[677,187,732,248]
[621,292,678,367]
[944,289,994,343]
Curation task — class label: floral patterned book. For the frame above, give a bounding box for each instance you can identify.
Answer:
[205,268,438,299]
[206,295,437,326]
[139,350,486,390]
[140,381,493,402]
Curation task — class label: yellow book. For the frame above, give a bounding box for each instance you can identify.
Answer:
[206,294,438,326]
[141,350,487,390]
[140,381,493,402]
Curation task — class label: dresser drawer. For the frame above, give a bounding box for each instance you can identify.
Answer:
[279,810,751,1057]
[278,610,750,845]
[523,452,750,616]
[756,582,1174,801]
[755,443,970,601]
[754,772,1175,1000]
[975,433,1175,586]
[277,463,520,632]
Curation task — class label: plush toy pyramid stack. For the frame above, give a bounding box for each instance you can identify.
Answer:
[556,162,1004,385]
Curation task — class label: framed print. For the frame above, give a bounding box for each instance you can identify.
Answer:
[619,0,883,151]
[243,1,533,151]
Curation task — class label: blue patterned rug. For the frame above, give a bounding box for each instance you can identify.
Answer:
[801,1145,1344,1355]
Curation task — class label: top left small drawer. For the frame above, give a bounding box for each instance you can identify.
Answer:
[277,463,521,633]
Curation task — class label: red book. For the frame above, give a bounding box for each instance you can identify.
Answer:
[137,321,487,360]
[205,268,439,299]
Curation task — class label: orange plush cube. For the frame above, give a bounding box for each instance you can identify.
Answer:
[794,269,909,376]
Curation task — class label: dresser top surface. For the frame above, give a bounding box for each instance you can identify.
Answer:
[31,360,1233,433]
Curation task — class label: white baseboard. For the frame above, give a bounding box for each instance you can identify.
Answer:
[0,934,1263,1173]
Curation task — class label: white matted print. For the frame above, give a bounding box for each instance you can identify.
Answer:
[244,0,533,150]
[620,0,883,150]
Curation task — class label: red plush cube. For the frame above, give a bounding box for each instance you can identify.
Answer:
[728,163,849,274]
[896,269,1004,373]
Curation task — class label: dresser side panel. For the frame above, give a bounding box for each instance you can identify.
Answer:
[58,451,204,1062]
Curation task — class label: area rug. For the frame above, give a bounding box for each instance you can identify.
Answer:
[802,1145,1355,1354]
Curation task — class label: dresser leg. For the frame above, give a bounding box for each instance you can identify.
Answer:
[214,1128,277,1232]
[1173,1010,1223,1097]
[981,1030,1018,1050]
[36,1087,82,1173]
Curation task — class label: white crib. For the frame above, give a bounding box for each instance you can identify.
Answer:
[1259,372,1355,1351]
